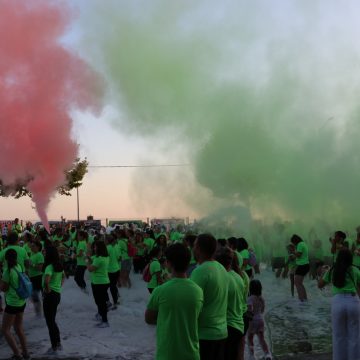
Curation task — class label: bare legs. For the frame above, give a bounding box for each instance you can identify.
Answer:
[2,312,28,357]
[294,274,307,301]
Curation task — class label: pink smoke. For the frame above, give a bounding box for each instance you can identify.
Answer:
[0,0,101,232]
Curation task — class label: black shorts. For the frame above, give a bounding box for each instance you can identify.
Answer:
[5,303,26,315]
[295,264,310,276]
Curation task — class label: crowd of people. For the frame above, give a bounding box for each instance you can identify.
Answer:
[0,218,359,360]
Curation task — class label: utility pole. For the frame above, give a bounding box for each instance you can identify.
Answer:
[77,186,80,223]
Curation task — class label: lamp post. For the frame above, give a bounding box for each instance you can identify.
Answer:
[76,186,80,223]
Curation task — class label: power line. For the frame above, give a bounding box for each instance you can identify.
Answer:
[88,164,190,168]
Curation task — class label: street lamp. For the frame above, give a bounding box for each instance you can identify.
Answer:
[76,186,80,223]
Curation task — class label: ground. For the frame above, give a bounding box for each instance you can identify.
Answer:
[0,267,332,360]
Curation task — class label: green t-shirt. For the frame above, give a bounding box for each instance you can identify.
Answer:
[88,235,95,245]
[323,266,360,295]
[118,238,130,261]
[240,271,250,313]
[107,244,120,273]
[90,256,110,285]
[148,259,162,289]
[0,245,29,272]
[52,235,63,243]
[144,237,155,251]
[236,251,243,269]
[296,241,309,265]
[190,261,229,340]
[353,242,360,267]
[286,254,297,270]
[76,240,87,266]
[170,231,183,243]
[70,231,77,241]
[240,249,252,271]
[227,270,245,333]
[147,278,203,360]
[12,223,22,234]
[43,264,63,293]
[136,245,146,256]
[29,251,44,278]
[2,264,26,307]
[23,243,32,257]
[63,237,72,249]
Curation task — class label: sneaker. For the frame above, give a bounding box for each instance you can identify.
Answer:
[22,352,31,360]
[106,301,112,309]
[265,353,272,360]
[95,321,109,328]
[94,313,102,322]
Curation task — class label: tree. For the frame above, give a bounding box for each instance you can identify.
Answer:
[0,158,88,199]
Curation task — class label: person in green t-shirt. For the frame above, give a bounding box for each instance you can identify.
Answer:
[22,232,33,258]
[29,240,44,316]
[169,229,183,243]
[291,234,310,302]
[74,230,88,292]
[143,232,156,253]
[42,246,65,354]
[11,218,22,236]
[318,248,360,360]
[133,232,147,273]
[330,230,347,263]
[215,247,245,360]
[190,234,229,360]
[147,247,164,293]
[106,234,121,308]
[87,241,110,328]
[238,238,253,279]
[0,232,29,272]
[0,249,29,360]
[62,233,74,278]
[146,243,203,360]
[117,229,132,289]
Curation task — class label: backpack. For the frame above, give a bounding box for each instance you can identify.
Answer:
[10,268,33,299]
[249,250,257,267]
[142,263,151,282]
[128,242,137,258]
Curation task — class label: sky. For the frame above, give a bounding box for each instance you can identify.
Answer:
[2,0,360,230]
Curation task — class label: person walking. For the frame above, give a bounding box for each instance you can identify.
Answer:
[43,246,65,354]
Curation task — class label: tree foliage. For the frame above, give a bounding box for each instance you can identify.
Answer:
[0,158,88,199]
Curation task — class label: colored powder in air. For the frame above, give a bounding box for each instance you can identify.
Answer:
[80,1,360,229]
[0,0,101,231]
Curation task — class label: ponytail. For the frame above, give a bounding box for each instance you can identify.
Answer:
[5,249,17,269]
[332,249,352,288]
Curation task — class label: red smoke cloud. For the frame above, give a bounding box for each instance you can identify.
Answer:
[0,0,101,231]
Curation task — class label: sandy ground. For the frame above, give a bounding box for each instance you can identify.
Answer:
[0,267,332,360]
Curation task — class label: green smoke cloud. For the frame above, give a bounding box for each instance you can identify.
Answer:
[78,0,360,228]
